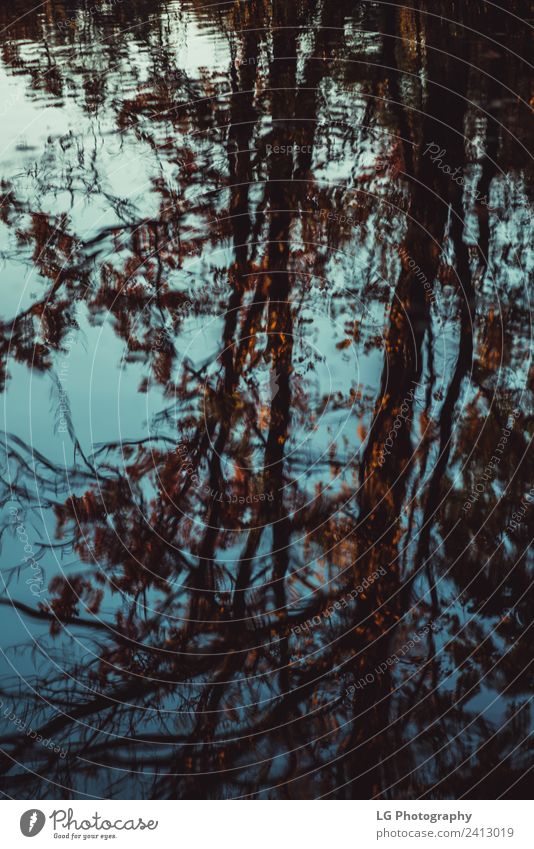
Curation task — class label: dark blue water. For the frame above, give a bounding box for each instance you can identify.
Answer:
[0,0,532,799]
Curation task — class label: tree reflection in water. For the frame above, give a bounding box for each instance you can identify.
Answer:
[0,0,532,799]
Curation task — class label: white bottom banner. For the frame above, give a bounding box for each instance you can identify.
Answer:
[3,800,531,848]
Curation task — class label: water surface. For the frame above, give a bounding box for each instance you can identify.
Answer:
[0,0,533,799]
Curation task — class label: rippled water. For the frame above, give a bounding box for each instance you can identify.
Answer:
[0,0,533,799]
